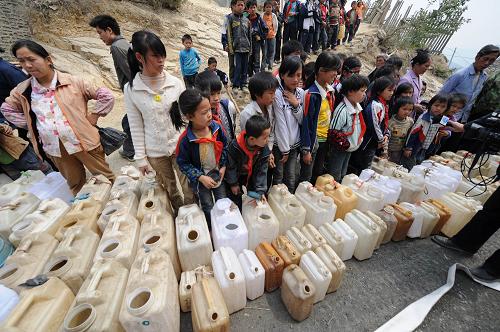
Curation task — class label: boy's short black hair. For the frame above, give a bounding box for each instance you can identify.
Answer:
[231,0,245,5]
[281,40,304,59]
[246,115,271,138]
[386,55,403,71]
[249,72,278,101]
[264,0,274,7]
[182,34,192,43]
[340,74,370,96]
[208,57,217,65]
[373,64,396,80]
[342,56,362,73]
[195,70,222,94]
[449,93,467,107]
[89,15,121,35]
[246,0,257,8]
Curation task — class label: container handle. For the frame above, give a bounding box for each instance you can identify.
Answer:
[141,254,151,275]
[17,238,33,252]
[111,218,122,233]
[86,269,104,294]
[61,232,76,249]
[219,247,235,280]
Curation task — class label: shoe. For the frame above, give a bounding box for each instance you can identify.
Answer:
[268,66,272,71]
[431,235,474,256]
[118,149,135,162]
[470,266,499,281]
[274,60,281,64]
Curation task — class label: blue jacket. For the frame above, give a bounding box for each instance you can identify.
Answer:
[249,13,269,41]
[176,121,228,188]
[0,58,27,106]
[179,48,201,77]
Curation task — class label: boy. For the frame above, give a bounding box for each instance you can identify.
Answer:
[226,115,271,209]
[282,0,301,42]
[354,0,366,35]
[179,34,201,88]
[328,0,341,50]
[222,0,252,95]
[344,1,358,44]
[273,0,284,64]
[206,57,229,89]
[317,0,329,51]
[89,14,135,161]
[247,0,269,75]
[263,1,278,71]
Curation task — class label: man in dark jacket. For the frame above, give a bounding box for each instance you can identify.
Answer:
[0,50,28,122]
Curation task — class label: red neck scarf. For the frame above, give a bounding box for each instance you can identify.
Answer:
[378,97,389,130]
[236,131,259,186]
[196,127,224,165]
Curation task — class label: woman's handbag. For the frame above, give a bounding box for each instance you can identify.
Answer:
[97,126,127,156]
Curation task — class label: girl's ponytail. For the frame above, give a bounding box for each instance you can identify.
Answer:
[127,47,141,87]
[169,101,186,131]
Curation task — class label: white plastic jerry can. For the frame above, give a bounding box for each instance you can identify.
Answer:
[354,185,385,214]
[400,202,424,238]
[419,202,440,238]
[295,181,336,228]
[0,284,19,323]
[301,224,327,251]
[238,249,265,300]
[0,192,41,238]
[364,211,387,249]
[0,170,45,206]
[396,174,425,204]
[210,198,248,255]
[75,175,112,209]
[111,166,142,199]
[318,222,345,258]
[328,219,358,261]
[314,244,346,293]
[119,248,180,332]
[27,171,73,203]
[97,191,139,232]
[137,185,173,222]
[211,246,246,314]
[179,270,197,313]
[242,195,280,251]
[439,192,482,238]
[299,251,332,304]
[285,226,313,254]
[267,184,306,234]
[344,210,379,261]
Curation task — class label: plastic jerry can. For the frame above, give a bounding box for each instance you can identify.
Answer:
[94,213,140,269]
[111,166,142,199]
[0,284,19,323]
[54,198,101,241]
[179,271,196,313]
[299,251,331,304]
[354,185,385,213]
[242,195,280,250]
[176,204,213,272]
[137,187,172,222]
[43,226,100,295]
[0,233,58,293]
[399,202,424,238]
[271,235,301,267]
[0,170,45,206]
[285,227,313,254]
[75,175,112,209]
[376,206,398,244]
[344,210,379,260]
[139,213,181,281]
[27,172,73,203]
[210,198,248,255]
[280,264,315,322]
[62,260,129,332]
[1,277,74,332]
[97,191,139,232]
[190,276,230,332]
[396,175,425,204]
[359,170,402,205]
[370,156,388,174]
[301,224,327,251]
[314,244,346,293]
[315,174,358,219]
[9,198,70,246]
[1,235,14,268]
[419,202,441,238]
[255,242,285,292]
[0,192,40,238]
[439,193,482,237]
[389,204,415,241]
[295,181,336,228]
[267,184,306,234]
[238,249,265,300]
[364,211,387,249]
[119,248,179,332]
[211,247,246,314]
[317,223,344,258]
[328,220,358,261]
[426,199,452,235]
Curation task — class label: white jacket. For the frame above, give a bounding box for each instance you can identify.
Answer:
[329,97,364,152]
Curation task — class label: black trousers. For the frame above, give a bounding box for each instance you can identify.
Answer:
[283,21,299,42]
[452,187,500,277]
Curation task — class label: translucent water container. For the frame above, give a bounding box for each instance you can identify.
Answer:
[281,264,315,322]
[417,202,440,238]
[301,224,327,251]
[455,178,495,204]
[94,213,140,269]
[439,193,482,237]
[376,206,398,244]
[44,226,99,295]
[54,198,101,241]
[255,242,284,292]
[62,260,129,332]
[0,192,40,238]
[0,284,19,323]
[390,204,414,241]
[176,204,213,272]
[395,174,425,204]
[285,227,313,254]
[97,191,138,232]
[119,248,179,332]
[328,219,358,261]
[211,247,246,314]
[27,172,73,203]
[318,223,345,258]
[210,198,248,255]
[179,271,196,313]
[344,210,380,260]
[295,181,336,228]
[314,244,346,293]
[75,175,112,209]
[271,235,301,267]
[299,251,332,304]
[342,177,385,213]
[399,202,424,238]
[381,163,409,177]
[111,166,142,199]
[242,195,279,250]
[268,184,306,234]
[315,174,358,219]
[9,198,70,246]
[0,232,58,293]
[0,170,45,206]
[190,276,230,332]
[426,199,452,235]
[2,277,74,332]
[364,211,387,249]
[0,235,14,268]
[359,170,402,205]
[137,187,172,222]
[238,249,265,300]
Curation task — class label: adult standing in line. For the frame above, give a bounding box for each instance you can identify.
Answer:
[283,0,301,42]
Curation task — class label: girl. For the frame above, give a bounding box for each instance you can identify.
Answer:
[301,51,342,184]
[125,30,194,213]
[273,55,304,192]
[351,75,395,172]
[1,40,115,194]
[387,97,414,164]
[176,88,228,224]
[390,82,413,116]
[328,74,369,181]
[401,93,449,170]
[437,93,467,154]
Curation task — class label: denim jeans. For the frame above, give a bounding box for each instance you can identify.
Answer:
[328,148,352,182]
[301,27,315,53]
[228,53,235,84]
[196,182,226,229]
[183,73,198,89]
[299,141,319,184]
[319,27,328,50]
[121,114,135,158]
[272,146,299,193]
[312,22,321,51]
[0,145,53,180]
[329,24,339,47]
[265,38,276,69]
[249,40,265,76]
[233,52,249,89]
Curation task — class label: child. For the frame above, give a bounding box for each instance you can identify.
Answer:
[301,52,342,184]
[387,97,414,164]
[179,34,201,89]
[206,57,229,89]
[263,1,278,71]
[401,93,449,170]
[273,0,284,64]
[334,55,362,106]
[221,0,252,94]
[176,89,228,224]
[247,0,269,75]
[282,0,301,42]
[195,71,237,141]
[327,74,369,181]
[436,93,467,154]
[125,30,194,212]
[351,76,395,172]
[318,0,329,51]
[354,0,366,36]
[328,0,340,50]
[299,0,318,55]
[337,5,346,46]
[273,56,304,192]
[390,82,413,115]
[226,115,271,209]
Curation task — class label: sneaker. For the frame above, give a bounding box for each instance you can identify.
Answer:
[267,66,272,71]
[118,149,135,162]
[470,266,499,281]
[274,60,281,64]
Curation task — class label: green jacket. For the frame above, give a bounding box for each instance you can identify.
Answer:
[469,70,500,121]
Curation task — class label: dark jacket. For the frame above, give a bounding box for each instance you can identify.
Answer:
[221,13,252,54]
[0,59,27,106]
[110,36,132,91]
[249,13,269,41]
